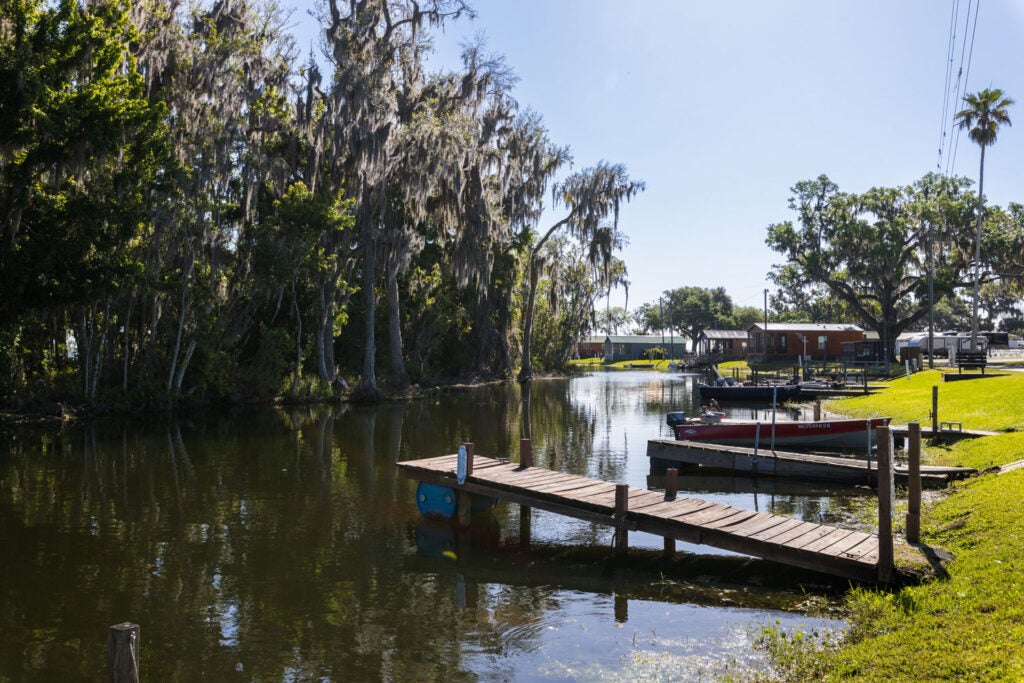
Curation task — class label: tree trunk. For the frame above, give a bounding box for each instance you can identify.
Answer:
[122,295,135,393]
[519,256,540,382]
[315,287,332,382]
[291,280,302,395]
[971,145,986,352]
[386,268,409,389]
[173,339,196,395]
[167,253,195,395]
[355,224,380,400]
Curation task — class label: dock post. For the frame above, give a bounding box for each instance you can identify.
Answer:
[614,483,629,557]
[519,438,532,468]
[876,426,894,583]
[663,468,678,555]
[931,386,939,436]
[519,439,533,546]
[458,442,474,527]
[814,399,821,421]
[108,622,140,683]
[907,422,922,544]
[664,467,678,501]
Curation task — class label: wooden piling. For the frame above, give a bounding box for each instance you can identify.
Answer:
[876,426,894,583]
[663,468,678,555]
[519,438,532,545]
[108,622,140,683]
[614,483,629,556]
[519,438,532,468]
[463,442,474,477]
[932,385,939,436]
[907,422,922,544]
[814,399,821,421]
[664,467,678,501]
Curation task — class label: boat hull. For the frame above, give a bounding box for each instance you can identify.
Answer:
[672,417,891,450]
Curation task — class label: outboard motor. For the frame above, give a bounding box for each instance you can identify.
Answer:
[666,412,687,427]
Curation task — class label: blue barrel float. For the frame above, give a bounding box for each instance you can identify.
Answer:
[415,445,496,520]
[415,482,497,520]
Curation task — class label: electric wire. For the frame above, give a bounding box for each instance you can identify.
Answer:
[937,0,958,171]
[944,0,981,177]
[947,0,981,176]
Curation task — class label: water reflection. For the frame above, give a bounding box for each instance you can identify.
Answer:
[0,372,851,680]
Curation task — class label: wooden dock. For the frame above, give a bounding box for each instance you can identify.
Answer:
[397,453,885,583]
[647,438,976,487]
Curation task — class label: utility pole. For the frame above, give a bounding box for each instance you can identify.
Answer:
[659,297,665,350]
[763,288,769,354]
[927,221,935,369]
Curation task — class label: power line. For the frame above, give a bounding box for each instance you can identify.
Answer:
[947,0,981,175]
[942,0,981,177]
[937,0,959,171]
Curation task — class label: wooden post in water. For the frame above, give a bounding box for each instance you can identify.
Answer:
[458,442,474,527]
[519,439,532,546]
[876,426,894,583]
[907,422,922,544]
[932,385,939,436]
[614,483,629,557]
[664,468,678,555]
[814,399,821,421]
[519,438,532,468]
[108,622,140,683]
[664,468,678,501]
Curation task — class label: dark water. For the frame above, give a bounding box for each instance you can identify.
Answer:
[0,371,859,681]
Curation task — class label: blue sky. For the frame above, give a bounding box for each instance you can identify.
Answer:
[287,1,1024,316]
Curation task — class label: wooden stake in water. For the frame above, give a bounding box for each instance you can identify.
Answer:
[876,426,894,583]
[907,423,922,544]
[519,439,532,545]
[614,483,629,557]
[664,468,678,556]
[108,622,140,683]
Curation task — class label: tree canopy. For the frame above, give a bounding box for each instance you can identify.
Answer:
[0,0,643,408]
[765,174,979,358]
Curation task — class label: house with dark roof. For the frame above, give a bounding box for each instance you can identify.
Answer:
[746,323,867,362]
[697,329,748,361]
[576,334,685,361]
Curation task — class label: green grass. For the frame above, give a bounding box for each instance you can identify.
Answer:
[829,369,1024,433]
[756,370,1024,681]
[822,469,1024,681]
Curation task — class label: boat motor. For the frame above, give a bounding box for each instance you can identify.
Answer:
[666,412,687,427]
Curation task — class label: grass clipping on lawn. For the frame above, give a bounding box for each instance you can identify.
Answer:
[800,370,1024,680]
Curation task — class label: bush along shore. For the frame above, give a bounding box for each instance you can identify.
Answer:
[755,369,1024,681]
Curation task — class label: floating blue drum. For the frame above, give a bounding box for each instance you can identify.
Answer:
[415,481,497,520]
[417,481,457,520]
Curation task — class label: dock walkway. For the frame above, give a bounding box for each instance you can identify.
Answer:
[647,438,976,487]
[397,453,882,583]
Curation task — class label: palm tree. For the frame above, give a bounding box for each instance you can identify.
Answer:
[955,88,1014,350]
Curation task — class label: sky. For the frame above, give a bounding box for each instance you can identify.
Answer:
[286,1,1024,315]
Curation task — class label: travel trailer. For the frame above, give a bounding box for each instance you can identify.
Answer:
[896,331,987,358]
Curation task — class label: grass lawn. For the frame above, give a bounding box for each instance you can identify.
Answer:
[761,369,1024,680]
[831,369,1024,434]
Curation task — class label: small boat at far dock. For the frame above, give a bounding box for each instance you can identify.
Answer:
[666,412,891,450]
[697,381,802,403]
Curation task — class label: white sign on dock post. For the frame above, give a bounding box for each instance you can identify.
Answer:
[457,445,467,485]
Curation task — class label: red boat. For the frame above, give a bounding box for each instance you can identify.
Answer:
[666,412,891,450]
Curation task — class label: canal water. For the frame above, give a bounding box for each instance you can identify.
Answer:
[0,371,862,681]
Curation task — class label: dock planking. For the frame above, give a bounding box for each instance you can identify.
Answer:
[397,454,883,582]
[647,438,975,487]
